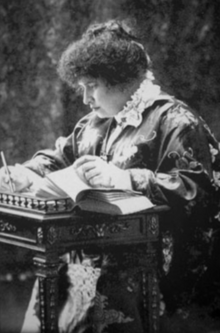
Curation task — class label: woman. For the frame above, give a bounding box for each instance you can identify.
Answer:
[1,20,220,333]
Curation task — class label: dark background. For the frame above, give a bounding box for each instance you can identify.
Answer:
[0,0,220,164]
[0,0,220,332]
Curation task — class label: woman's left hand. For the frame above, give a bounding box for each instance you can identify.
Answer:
[73,155,132,189]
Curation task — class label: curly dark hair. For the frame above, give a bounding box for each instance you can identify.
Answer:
[58,20,149,89]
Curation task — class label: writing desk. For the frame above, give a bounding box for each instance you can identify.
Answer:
[0,193,169,333]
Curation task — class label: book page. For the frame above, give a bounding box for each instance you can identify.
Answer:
[30,176,68,199]
[47,165,92,201]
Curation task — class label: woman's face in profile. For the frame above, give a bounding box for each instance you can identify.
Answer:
[78,77,131,118]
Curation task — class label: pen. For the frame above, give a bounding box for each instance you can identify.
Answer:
[0,151,15,193]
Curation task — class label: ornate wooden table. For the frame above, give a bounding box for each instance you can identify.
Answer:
[0,192,169,333]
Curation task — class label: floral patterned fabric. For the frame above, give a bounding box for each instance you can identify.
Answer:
[23,77,220,332]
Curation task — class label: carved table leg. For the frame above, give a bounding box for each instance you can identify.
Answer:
[33,255,60,333]
[148,271,160,333]
[142,270,160,333]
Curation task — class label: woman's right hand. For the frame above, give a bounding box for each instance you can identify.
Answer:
[0,164,33,193]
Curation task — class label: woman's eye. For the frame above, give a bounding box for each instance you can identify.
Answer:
[88,83,97,90]
[76,86,84,95]
[77,81,97,95]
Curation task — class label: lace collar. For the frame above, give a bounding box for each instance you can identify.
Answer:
[114,71,172,129]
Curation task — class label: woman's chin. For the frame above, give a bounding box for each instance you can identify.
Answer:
[95,111,107,118]
[95,110,114,119]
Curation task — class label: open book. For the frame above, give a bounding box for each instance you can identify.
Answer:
[30,166,154,215]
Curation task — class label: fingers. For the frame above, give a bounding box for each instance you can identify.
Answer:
[84,166,101,183]
[0,165,32,192]
[74,156,104,182]
[73,155,98,169]
[88,175,106,187]
[0,167,13,191]
[77,161,102,184]
[0,166,13,183]
[81,161,97,174]
[74,155,115,188]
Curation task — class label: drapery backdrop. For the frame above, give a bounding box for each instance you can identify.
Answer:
[0,0,220,164]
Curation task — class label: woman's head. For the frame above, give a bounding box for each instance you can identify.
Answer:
[58,20,149,90]
[77,76,139,118]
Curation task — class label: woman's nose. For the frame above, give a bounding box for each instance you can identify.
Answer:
[83,88,92,105]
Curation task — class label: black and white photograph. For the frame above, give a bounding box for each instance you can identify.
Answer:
[0,1,220,332]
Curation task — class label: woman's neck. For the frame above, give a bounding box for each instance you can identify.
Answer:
[123,75,145,105]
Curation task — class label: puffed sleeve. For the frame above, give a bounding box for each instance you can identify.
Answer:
[129,103,216,208]
[23,112,96,176]
[23,134,75,176]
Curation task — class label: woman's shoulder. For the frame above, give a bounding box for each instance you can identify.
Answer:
[148,97,201,128]
[164,100,200,124]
